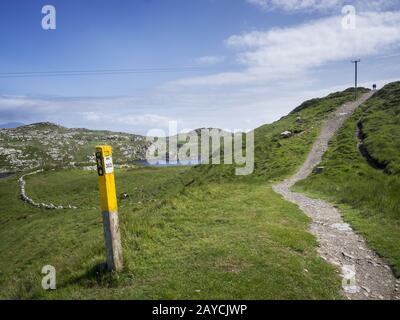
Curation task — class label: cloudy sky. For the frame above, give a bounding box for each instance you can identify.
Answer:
[1,0,400,134]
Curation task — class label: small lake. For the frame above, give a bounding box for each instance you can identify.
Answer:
[0,172,14,179]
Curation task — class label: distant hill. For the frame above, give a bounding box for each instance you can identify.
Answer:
[0,121,229,172]
[0,122,24,129]
[0,122,149,172]
[0,87,380,175]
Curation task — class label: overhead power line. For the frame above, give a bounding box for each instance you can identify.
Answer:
[0,65,236,79]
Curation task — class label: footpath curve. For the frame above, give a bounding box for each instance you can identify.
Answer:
[273,91,400,300]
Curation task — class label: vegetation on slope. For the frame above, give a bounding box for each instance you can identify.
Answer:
[357,81,400,175]
[190,88,369,183]
[0,87,373,299]
[294,82,400,277]
[0,168,341,299]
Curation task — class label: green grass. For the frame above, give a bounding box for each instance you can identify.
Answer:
[190,88,369,183]
[357,81,400,174]
[0,168,342,299]
[0,87,374,299]
[293,83,400,276]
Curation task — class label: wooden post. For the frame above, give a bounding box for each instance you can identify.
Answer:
[95,146,123,271]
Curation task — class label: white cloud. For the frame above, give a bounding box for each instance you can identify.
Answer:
[195,55,225,65]
[2,77,399,135]
[0,95,176,134]
[169,11,400,87]
[246,0,397,12]
[81,112,173,127]
[2,10,400,135]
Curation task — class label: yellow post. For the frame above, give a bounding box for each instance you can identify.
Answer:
[95,146,123,271]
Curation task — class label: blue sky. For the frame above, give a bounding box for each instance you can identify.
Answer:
[1,0,400,134]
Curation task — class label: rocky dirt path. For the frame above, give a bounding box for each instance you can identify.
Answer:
[273,92,400,300]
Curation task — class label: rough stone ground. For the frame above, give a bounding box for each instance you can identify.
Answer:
[273,92,400,300]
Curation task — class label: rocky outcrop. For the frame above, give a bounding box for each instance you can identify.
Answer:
[280,131,292,139]
[0,122,148,172]
[313,166,325,174]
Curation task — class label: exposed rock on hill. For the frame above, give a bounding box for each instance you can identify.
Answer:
[0,122,149,172]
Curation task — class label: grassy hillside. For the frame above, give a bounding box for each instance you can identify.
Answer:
[190,88,369,183]
[0,168,341,299]
[357,82,400,174]
[293,82,400,276]
[0,87,373,299]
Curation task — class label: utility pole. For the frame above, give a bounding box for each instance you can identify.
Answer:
[351,59,361,101]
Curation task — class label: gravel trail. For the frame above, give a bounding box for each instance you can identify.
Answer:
[273,92,400,300]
